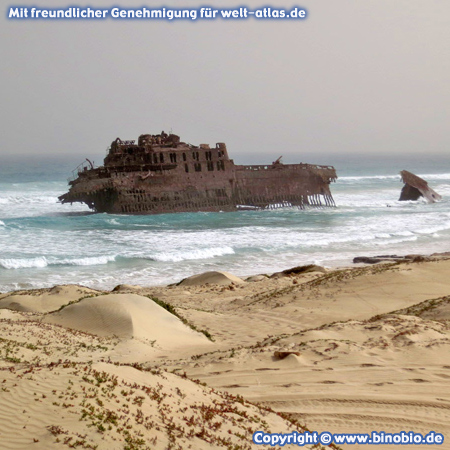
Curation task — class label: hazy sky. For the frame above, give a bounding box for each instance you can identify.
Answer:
[1,0,450,160]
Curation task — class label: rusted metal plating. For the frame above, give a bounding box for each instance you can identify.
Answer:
[399,170,441,203]
[59,132,338,214]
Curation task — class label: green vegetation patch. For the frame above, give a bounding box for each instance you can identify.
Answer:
[147,296,214,341]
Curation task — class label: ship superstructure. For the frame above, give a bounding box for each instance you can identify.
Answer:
[59,132,337,214]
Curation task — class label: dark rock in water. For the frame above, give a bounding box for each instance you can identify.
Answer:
[271,264,327,278]
[431,252,450,257]
[405,254,422,260]
[353,256,406,264]
[282,264,326,275]
[353,257,384,264]
[354,254,431,264]
[409,255,429,263]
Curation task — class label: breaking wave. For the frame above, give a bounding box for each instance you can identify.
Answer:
[2,155,450,291]
[0,247,235,270]
[339,175,400,181]
[0,195,57,204]
[145,246,235,262]
[0,255,118,270]
[0,257,49,269]
[339,173,450,182]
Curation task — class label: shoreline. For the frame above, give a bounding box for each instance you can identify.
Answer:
[2,248,450,296]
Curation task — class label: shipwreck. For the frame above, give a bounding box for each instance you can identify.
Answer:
[399,170,441,203]
[59,132,337,214]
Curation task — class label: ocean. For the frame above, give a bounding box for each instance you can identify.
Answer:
[1,152,450,292]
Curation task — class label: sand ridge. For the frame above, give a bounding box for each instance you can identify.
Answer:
[1,258,450,448]
[178,270,246,286]
[0,360,318,450]
[0,285,102,313]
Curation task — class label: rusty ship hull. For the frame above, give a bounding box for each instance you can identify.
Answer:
[59,133,337,214]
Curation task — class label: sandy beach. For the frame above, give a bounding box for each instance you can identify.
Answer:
[1,256,449,449]
[3,0,450,447]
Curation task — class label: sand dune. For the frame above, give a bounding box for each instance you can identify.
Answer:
[0,360,317,450]
[178,270,245,286]
[392,294,450,321]
[43,293,213,350]
[1,257,450,449]
[0,284,101,313]
[170,306,450,448]
[153,259,450,449]
[141,259,450,351]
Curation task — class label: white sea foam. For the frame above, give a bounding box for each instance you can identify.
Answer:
[416,173,450,181]
[339,172,450,182]
[58,255,117,266]
[0,256,49,269]
[149,246,235,262]
[339,175,400,181]
[0,189,89,219]
[370,236,418,246]
[2,157,450,291]
[0,195,58,205]
[0,255,117,270]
